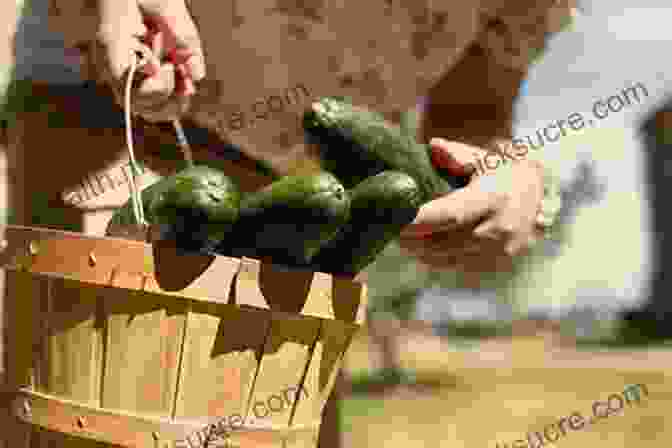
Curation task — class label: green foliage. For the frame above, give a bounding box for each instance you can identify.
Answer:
[363,242,430,315]
[346,368,417,396]
[434,320,513,339]
[2,79,41,120]
[578,314,672,349]
[339,395,389,433]
[367,284,421,321]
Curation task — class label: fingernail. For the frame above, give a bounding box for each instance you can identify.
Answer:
[141,62,159,78]
[141,29,158,47]
[143,16,164,35]
[431,146,469,176]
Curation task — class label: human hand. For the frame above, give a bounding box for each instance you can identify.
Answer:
[90,0,205,122]
[398,138,547,274]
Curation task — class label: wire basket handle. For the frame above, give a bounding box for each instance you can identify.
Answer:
[123,52,195,228]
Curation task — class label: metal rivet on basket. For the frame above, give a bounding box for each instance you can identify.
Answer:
[28,241,39,255]
[77,416,86,429]
[88,252,97,267]
[141,274,151,291]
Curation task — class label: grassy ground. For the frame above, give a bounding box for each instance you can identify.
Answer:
[338,325,672,448]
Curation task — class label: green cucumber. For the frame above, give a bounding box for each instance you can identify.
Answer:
[215,172,350,266]
[106,165,240,251]
[149,165,241,251]
[105,177,168,233]
[310,171,423,276]
[303,97,458,202]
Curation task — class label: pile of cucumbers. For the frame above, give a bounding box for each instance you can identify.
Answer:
[106,97,463,276]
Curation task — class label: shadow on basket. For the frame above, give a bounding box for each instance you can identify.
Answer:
[0,224,367,448]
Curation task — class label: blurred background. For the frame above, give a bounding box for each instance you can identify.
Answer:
[340,1,672,447]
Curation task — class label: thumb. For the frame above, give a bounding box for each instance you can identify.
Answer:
[139,0,206,81]
[429,138,482,177]
[96,0,148,83]
[136,63,176,103]
[401,179,498,237]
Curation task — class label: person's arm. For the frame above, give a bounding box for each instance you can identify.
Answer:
[419,3,569,224]
[399,3,573,273]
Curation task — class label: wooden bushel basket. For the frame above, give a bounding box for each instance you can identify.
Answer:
[0,225,367,448]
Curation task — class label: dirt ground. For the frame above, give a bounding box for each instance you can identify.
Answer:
[340,323,672,448]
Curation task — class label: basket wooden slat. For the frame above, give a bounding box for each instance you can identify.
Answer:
[173,304,264,422]
[291,321,353,427]
[101,289,186,418]
[0,225,367,448]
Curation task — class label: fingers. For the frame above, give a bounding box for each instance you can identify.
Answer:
[403,139,524,237]
[400,224,502,271]
[400,139,547,273]
[401,179,499,237]
[399,227,487,254]
[97,0,148,83]
[175,64,196,96]
[474,163,545,256]
[135,1,205,118]
[430,140,473,177]
[400,227,538,274]
[135,62,175,105]
[429,138,486,175]
[413,249,514,273]
[399,207,543,274]
[92,0,205,121]
[139,0,206,81]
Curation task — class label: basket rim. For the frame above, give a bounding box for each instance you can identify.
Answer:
[0,225,368,324]
[6,387,321,448]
